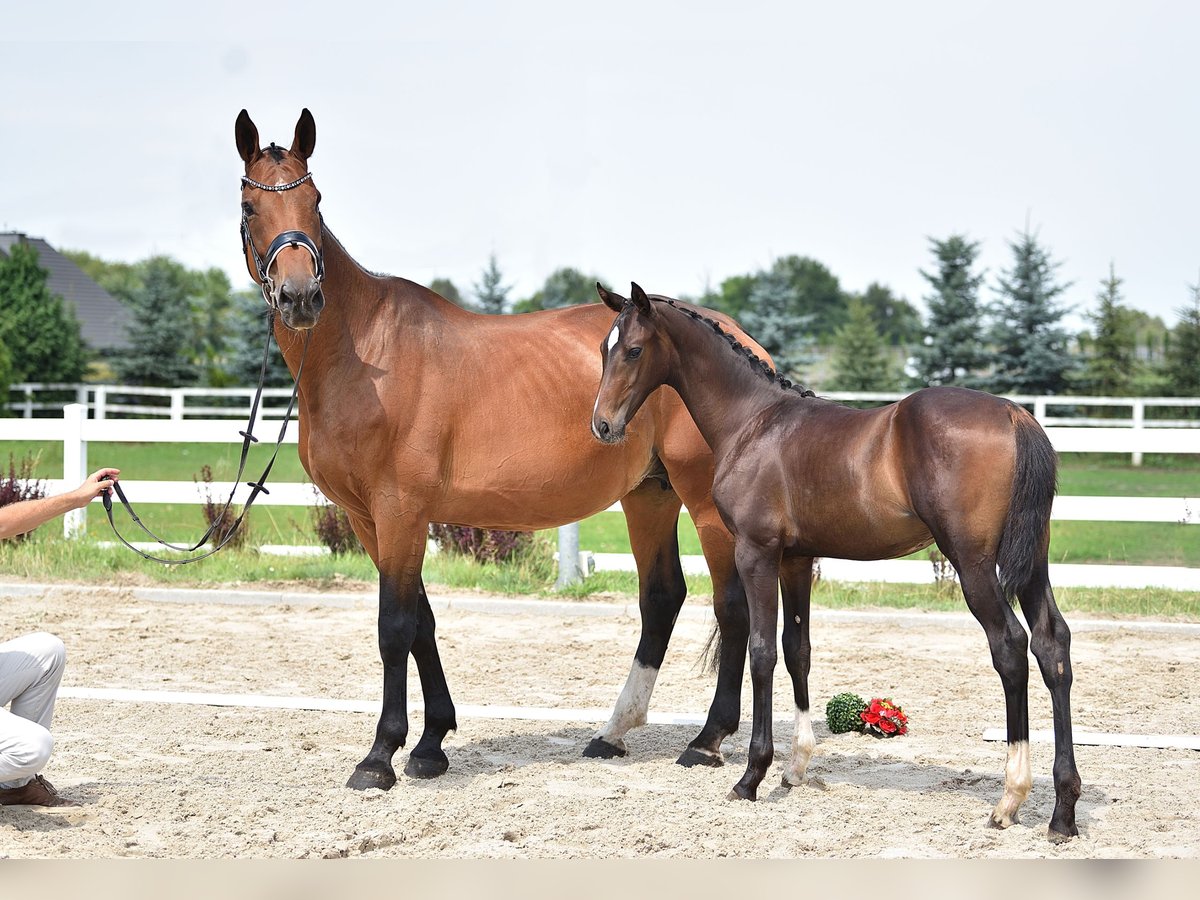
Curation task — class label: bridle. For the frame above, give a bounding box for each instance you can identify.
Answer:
[239,164,325,307]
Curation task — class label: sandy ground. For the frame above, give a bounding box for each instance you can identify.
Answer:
[1,582,1198,859]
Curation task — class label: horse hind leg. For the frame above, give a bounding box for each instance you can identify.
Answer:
[403,579,459,779]
[1017,565,1081,843]
[584,480,686,759]
[780,556,816,788]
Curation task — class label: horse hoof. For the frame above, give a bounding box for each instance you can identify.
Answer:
[677,746,723,768]
[727,784,757,802]
[582,737,627,759]
[988,811,1019,830]
[1047,823,1078,844]
[404,750,449,780]
[346,765,396,792]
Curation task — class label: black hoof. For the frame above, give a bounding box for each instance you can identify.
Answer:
[677,746,724,768]
[582,737,627,759]
[1048,823,1079,845]
[404,749,450,779]
[346,765,397,791]
[727,783,757,802]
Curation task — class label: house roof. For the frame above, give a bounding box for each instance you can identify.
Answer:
[0,232,130,352]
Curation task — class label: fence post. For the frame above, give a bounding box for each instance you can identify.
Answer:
[1033,397,1047,423]
[62,403,88,538]
[94,387,107,421]
[23,385,33,419]
[1132,399,1144,467]
[170,391,185,421]
[556,522,582,588]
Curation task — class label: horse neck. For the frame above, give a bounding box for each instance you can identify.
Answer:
[660,307,790,457]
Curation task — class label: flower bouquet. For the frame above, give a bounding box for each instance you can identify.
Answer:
[825,693,908,737]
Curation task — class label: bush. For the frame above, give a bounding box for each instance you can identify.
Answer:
[195,464,250,550]
[312,499,363,556]
[0,453,47,541]
[428,523,532,564]
[825,692,868,734]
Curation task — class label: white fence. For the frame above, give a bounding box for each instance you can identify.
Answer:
[1,403,1197,590]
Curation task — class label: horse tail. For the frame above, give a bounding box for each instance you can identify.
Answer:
[700,619,722,674]
[996,405,1057,603]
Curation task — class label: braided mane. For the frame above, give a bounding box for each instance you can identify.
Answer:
[657,298,816,398]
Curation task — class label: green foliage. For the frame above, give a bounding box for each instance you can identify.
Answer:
[113,256,202,386]
[0,241,88,383]
[825,692,867,734]
[1075,264,1138,396]
[1165,281,1200,397]
[912,235,988,388]
[988,229,1075,394]
[0,337,12,415]
[223,289,294,387]
[513,266,602,313]
[849,282,923,346]
[738,265,815,377]
[827,297,901,390]
[471,254,511,314]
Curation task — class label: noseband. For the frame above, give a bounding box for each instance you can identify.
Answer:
[240,170,325,307]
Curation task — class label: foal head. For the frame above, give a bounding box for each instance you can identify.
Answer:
[592,282,672,444]
[235,109,326,330]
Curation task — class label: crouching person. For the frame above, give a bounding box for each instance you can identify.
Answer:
[1,468,119,808]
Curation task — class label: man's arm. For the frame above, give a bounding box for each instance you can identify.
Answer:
[0,468,121,540]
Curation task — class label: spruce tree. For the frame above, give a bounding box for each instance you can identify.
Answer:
[827,297,900,390]
[113,256,201,386]
[0,241,88,383]
[913,235,988,388]
[1077,263,1137,396]
[0,337,12,415]
[989,229,1075,394]
[471,255,511,315]
[739,266,813,377]
[429,277,469,309]
[222,289,294,387]
[1165,280,1200,397]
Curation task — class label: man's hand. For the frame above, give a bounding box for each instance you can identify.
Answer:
[68,468,121,509]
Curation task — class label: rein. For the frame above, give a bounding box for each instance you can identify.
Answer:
[103,306,310,565]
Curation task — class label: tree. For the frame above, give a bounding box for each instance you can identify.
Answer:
[827,296,901,390]
[1075,263,1137,396]
[221,289,294,387]
[0,241,88,383]
[188,266,236,383]
[1165,280,1200,397]
[0,337,12,416]
[513,267,602,313]
[848,282,923,347]
[113,256,201,386]
[912,235,988,388]
[739,266,814,377]
[429,277,469,309]
[471,255,511,315]
[988,228,1075,394]
[770,255,847,339]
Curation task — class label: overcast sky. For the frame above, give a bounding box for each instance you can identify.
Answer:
[3,3,1196,329]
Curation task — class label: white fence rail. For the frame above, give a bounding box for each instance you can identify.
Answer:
[1,404,1197,589]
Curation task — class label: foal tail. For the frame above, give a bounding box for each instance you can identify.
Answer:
[996,406,1058,603]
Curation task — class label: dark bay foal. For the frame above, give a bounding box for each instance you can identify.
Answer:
[589,283,1081,844]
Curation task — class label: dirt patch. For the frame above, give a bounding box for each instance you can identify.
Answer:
[2,584,1197,858]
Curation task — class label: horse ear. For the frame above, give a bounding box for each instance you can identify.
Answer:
[235,109,260,164]
[630,282,653,316]
[596,282,626,313]
[291,108,317,161]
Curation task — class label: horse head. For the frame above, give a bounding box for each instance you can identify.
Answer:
[235,109,326,330]
[591,282,670,444]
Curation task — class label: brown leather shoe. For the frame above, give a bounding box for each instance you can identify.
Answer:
[0,775,80,807]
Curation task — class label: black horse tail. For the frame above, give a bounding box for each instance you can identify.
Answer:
[701,619,722,674]
[996,405,1058,603]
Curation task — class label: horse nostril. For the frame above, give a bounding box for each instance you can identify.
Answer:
[598,420,611,439]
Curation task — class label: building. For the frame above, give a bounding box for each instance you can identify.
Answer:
[0,232,129,352]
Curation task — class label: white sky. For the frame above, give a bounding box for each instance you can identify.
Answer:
[3,2,1196,329]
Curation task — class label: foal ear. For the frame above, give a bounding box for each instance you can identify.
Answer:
[596,282,626,313]
[235,109,260,164]
[630,282,654,316]
[291,108,317,161]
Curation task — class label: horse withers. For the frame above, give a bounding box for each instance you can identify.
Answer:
[590,282,1081,844]
[233,109,775,792]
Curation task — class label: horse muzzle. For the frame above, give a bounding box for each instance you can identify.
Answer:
[591,413,625,445]
[276,278,325,330]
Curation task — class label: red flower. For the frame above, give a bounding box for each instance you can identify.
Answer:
[861,697,908,738]
[878,718,897,734]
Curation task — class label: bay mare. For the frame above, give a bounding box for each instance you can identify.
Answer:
[233,110,767,791]
[590,283,1081,843]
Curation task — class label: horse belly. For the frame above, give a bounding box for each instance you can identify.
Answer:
[787,501,933,561]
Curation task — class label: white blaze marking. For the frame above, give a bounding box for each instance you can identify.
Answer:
[595,661,660,747]
[607,324,620,353]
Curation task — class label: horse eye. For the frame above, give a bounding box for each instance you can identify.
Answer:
[242,201,255,216]
[626,347,642,360]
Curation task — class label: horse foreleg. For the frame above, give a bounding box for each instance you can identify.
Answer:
[404,579,459,779]
[586,483,686,759]
[780,556,816,788]
[728,540,780,801]
[1018,567,1081,843]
